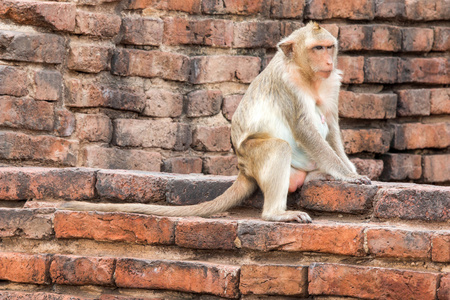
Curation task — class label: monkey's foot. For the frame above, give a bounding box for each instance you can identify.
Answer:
[263,211,312,223]
[346,175,372,185]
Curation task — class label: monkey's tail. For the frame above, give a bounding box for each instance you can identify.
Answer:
[60,173,257,217]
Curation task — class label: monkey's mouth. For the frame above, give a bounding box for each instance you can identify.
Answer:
[317,70,332,78]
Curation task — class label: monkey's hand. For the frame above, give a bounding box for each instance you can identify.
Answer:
[343,174,372,185]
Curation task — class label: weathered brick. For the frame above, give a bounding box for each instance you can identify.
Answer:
[339,25,401,52]
[112,49,190,82]
[423,154,450,183]
[270,0,304,18]
[75,11,121,37]
[68,43,111,73]
[368,24,401,51]
[306,0,374,20]
[0,30,65,64]
[192,125,232,152]
[164,17,233,47]
[222,94,243,121]
[0,132,79,166]
[114,119,191,151]
[0,208,53,239]
[50,255,115,286]
[364,57,398,83]
[432,233,450,262]
[380,153,422,181]
[337,56,364,84]
[75,113,112,142]
[238,221,365,256]
[233,21,281,48]
[0,0,76,31]
[175,218,238,250]
[299,181,378,214]
[240,264,308,296]
[55,108,75,137]
[341,128,392,154]
[82,146,162,172]
[0,96,54,131]
[374,185,450,222]
[339,91,397,119]
[392,123,450,150]
[309,263,439,299]
[163,157,203,174]
[0,291,93,300]
[144,89,183,117]
[121,17,163,46]
[203,155,238,176]
[405,0,449,21]
[127,0,201,13]
[439,274,450,300]
[430,88,450,114]
[280,21,304,38]
[374,0,405,18]
[0,252,50,284]
[401,27,434,52]
[202,0,270,15]
[0,65,28,97]
[433,26,450,51]
[396,89,431,116]
[55,211,176,245]
[34,69,62,101]
[115,258,240,298]
[186,89,222,117]
[350,158,383,180]
[190,55,261,84]
[398,57,449,84]
[367,228,431,259]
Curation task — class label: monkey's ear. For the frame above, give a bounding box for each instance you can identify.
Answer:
[278,40,294,58]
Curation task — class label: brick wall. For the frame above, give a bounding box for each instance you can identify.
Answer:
[0,0,448,183]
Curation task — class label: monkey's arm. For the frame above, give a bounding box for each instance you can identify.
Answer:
[326,115,357,174]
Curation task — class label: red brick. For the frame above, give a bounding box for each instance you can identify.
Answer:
[238,221,365,256]
[233,21,281,48]
[82,146,162,172]
[340,25,400,52]
[186,89,222,117]
[271,0,304,18]
[309,263,439,299]
[398,57,449,84]
[95,169,169,203]
[430,88,450,114]
[392,123,450,150]
[55,108,75,137]
[203,155,238,176]
[127,0,201,13]
[0,96,54,131]
[405,0,449,21]
[112,49,190,82]
[350,158,383,180]
[175,218,238,250]
[396,89,431,116]
[222,94,243,121]
[306,0,374,20]
[337,56,364,84]
[423,154,450,183]
[115,258,240,298]
[432,233,450,262]
[0,132,79,166]
[0,252,50,284]
[163,157,203,174]
[75,113,112,142]
[0,65,28,96]
[0,0,76,31]
[374,0,405,18]
[367,228,431,259]
[75,11,121,37]
[339,91,397,119]
[114,119,191,151]
[365,57,398,83]
[164,17,233,47]
[144,89,183,117]
[50,255,115,286]
[34,69,62,101]
[299,181,378,214]
[433,27,450,51]
[439,274,450,300]
[0,291,94,300]
[380,153,422,181]
[374,185,450,222]
[0,30,65,64]
[240,264,308,296]
[341,128,392,154]
[190,55,261,84]
[192,125,232,152]
[202,0,270,15]
[0,208,53,239]
[55,211,176,245]
[121,17,163,46]
[401,27,434,52]
[68,43,111,73]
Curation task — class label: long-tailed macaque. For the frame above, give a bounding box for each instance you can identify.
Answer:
[62,22,371,223]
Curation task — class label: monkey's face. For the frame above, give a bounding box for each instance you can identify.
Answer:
[306,41,336,79]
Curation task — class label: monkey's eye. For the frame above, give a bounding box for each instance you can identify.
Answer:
[313,46,324,50]
[327,45,334,50]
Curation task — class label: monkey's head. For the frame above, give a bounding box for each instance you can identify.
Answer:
[278,22,338,80]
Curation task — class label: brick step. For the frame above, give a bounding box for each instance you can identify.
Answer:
[1,167,449,222]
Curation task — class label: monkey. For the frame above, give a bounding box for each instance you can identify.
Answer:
[62,22,371,223]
